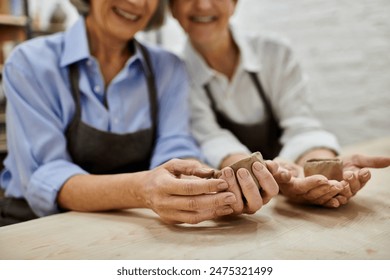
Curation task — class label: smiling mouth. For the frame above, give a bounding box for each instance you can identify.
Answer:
[190,16,217,23]
[113,7,140,21]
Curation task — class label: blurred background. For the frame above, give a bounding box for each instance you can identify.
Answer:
[1,0,389,148]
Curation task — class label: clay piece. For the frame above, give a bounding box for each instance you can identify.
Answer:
[303,158,343,180]
[215,152,265,190]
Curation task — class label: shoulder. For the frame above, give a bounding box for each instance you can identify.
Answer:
[141,42,184,65]
[233,25,294,56]
[140,42,186,78]
[5,33,65,73]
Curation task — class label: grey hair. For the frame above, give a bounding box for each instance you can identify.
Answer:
[69,0,166,31]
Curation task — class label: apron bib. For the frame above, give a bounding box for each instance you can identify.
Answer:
[203,72,282,160]
[66,41,158,174]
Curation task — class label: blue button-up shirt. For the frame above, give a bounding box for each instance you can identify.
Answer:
[1,17,202,216]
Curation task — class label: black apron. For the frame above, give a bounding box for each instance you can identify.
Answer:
[66,41,158,174]
[0,41,158,226]
[203,72,282,160]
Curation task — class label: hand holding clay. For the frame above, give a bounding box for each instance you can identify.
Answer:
[216,152,279,215]
[273,158,347,208]
[275,154,390,208]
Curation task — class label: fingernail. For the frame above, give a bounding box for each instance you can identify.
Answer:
[224,194,237,204]
[347,174,354,180]
[253,162,263,171]
[223,168,233,178]
[238,169,249,178]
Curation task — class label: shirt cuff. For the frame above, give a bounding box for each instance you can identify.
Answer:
[202,134,251,168]
[26,160,88,217]
[279,130,341,162]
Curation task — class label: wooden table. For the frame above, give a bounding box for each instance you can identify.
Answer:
[0,137,389,260]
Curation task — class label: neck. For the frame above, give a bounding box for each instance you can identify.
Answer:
[191,30,239,81]
[86,16,132,86]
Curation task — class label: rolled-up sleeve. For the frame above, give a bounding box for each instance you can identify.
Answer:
[27,160,87,216]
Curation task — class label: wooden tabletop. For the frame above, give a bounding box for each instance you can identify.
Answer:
[0,137,389,260]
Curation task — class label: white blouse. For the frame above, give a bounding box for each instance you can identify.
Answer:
[181,24,340,168]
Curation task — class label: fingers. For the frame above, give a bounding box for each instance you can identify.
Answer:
[303,180,345,203]
[287,175,328,195]
[358,168,371,188]
[163,176,229,195]
[219,163,280,215]
[156,192,237,212]
[265,160,291,183]
[274,158,302,177]
[164,158,215,178]
[219,167,245,214]
[343,169,370,195]
[323,198,341,208]
[237,168,263,214]
[346,154,390,168]
[252,162,279,203]
[159,206,235,225]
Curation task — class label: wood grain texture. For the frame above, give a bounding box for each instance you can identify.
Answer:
[0,137,389,260]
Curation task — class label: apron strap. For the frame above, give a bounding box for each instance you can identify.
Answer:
[247,71,280,127]
[68,63,82,121]
[135,40,159,139]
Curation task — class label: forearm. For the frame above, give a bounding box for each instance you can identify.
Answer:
[57,172,149,212]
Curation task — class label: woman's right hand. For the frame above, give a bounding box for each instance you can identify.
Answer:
[140,159,237,224]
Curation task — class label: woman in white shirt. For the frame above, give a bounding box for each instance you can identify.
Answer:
[168,0,390,208]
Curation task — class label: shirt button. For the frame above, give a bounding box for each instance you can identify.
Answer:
[86,60,92,66]
[113,118,119,124]
[94,85,101,93]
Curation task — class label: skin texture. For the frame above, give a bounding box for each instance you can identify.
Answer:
[170,0,390,208]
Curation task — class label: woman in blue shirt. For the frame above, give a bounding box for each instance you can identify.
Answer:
[0,0,280,226]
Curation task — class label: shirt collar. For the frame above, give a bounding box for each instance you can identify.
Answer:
[60,17,90,67]
[60,17,144,69]
[182,39,215,87]
[230,23,261,73]
[182,22,261,87]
